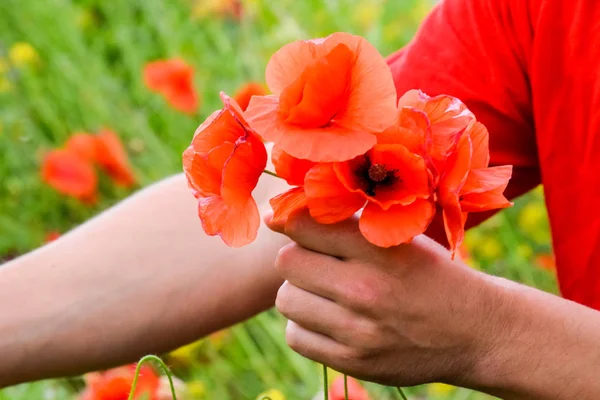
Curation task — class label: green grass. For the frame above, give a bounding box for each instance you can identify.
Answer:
[0,0,557,398]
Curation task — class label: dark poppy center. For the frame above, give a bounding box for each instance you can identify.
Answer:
[368,164,387,182]
[355,160,398,197]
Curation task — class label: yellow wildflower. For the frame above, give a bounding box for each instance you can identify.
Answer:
[169,339,203,364]
[256,389,285,400]
[0,76,11,93]
[9,42,40,67]
[427,383,456,396]
[479,238,503,259]
[187,380,206,398]
[351,1,383,30]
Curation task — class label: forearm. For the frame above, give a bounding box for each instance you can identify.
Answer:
[467,275,600,399]
[0,174,287,387]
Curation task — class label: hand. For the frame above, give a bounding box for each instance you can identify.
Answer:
[266,211,505,388]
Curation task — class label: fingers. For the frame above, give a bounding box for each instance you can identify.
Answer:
[266,209,375,260]
[285,321,353,369]
[276,281,370,345]
[275,243,345,301]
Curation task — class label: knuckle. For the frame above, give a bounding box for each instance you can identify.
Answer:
[275,243,299,275]
[342,275,387,312]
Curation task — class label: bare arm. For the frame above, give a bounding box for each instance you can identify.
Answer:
[0,173,288,387]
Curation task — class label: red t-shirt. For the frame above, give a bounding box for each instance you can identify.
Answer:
[387,0,600,309]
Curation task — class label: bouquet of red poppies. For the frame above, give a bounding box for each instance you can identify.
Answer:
[182,32,512,257]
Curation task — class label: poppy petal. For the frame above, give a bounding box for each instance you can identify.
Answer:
[233,82,268,111]
[246,95,377,162]
[399,90,474,165]
[439,134,472,197]
[329,376,371,400]
[377,107,431,155]
[95,129,136,187]
[266,40,319,95]
[270,187,307,225]
[466,121,490,169]
[442,203,468,257]
[65,132,98,162]
[359,199,435,248]
[166,86,199,114]
[305,163,365,224]
[221,135,267,204]
[461,188,513,212]
[279,43,354,128]
[272,146,315,186]
[41,149,97,202]
[198,195,260,248]
[462,165,512,195]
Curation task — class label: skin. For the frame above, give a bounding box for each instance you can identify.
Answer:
[267,211,600,400]
[2,174,600,399]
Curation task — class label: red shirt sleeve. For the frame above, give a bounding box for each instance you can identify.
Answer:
[386,0,541,238]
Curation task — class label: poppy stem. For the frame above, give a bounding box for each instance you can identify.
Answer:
[263,169,283,179]
[323,364,329,400]
[344,374,349,400]
[128,355,178,400]
[396,386,409,400]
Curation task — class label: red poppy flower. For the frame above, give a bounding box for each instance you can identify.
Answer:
[233,81,267,111]
[44,231,61,243]
[398,89,474,172]
[79,364,159,400]
[94,129,137,188]
[329,376,370,400]
[144,58,199,114]
[183,92,267,247]
[438,122,512,256]
[66,132,98,162]
[245,32,397,162]
[305,143,434,247]
[41,149,97,203]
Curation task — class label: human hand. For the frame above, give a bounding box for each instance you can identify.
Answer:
[267,211,506,388]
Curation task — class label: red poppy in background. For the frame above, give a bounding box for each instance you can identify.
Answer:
[144,58,199,114]
[41,149,97,203]
[66,132,98,162]
[79,364,159,400]
[183,92,267,247]
[246,32,397,162]
[95,129,137,188]
[44,231,61,243]
[233,81,268,111]
[329,376,370,400]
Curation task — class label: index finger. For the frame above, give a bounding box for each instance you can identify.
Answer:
[266,209,376,260]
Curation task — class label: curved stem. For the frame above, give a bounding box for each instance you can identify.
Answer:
[128,355,177,400]
[323,364,329,400]
[396,386,408,400]
[344,374,349,400]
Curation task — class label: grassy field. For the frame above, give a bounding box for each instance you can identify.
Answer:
[0,0,556,398]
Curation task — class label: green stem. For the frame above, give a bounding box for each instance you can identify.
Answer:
[128,355,177,400]
[344,374,348,400]
[323,364,329,400]
[263,169,283,179]
[396,387,408,400]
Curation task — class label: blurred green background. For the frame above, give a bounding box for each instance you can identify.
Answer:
[0,0,556,398]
